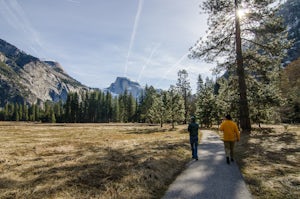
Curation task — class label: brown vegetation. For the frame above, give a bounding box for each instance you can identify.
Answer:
[235,124,300,199]
[2,122,298,199]
[0,122,191,199]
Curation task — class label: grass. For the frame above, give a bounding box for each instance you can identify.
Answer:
[234,124,300,199]
[2,122,298,199]
[0,122,193,199]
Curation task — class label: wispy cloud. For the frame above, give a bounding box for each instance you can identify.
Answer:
[66,0,80,4]
[0,0,44,56]
[124,0,144,77]
[137,43,160,82]
[154,52,189,88]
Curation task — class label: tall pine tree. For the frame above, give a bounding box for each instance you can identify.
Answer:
[190,0,290,132]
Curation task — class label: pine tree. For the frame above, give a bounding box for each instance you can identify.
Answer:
[4,103,10,120]
[190,0,290,132]
[147,92,165,126]
[215,76,240,125]
[139,85,156,123]
[176,69,192,124]
[23,104,29,121]
[14,103,19,121]
[112,97,120,122]
[196,77,217,127]
[168,85,185,128]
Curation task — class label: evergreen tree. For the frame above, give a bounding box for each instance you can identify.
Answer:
[168,85,185,128]
[14,103,19,121]
[176,69,192,124]
[4,103,12,121]
[51,108,56,123]
[105,91,113,122]
[215,76,240,124]
[35,104,40,122]
[139,85,156,123]
[147,92,165,126]
[18,103,23,121]
[54,101,64,123]
[23,104,29,121]
[112,96,120,122]
[196,77,217,127]
[29,104,36,121]
[190,0,290,132]
[280,57,300,123]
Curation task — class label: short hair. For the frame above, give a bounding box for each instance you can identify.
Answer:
[191,116,196,122]
[225,114,232,120]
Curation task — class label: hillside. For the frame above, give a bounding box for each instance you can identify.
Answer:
[0,39,89,106]
[280,0,300,64]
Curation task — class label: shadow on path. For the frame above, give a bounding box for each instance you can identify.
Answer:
[163,130,252,199]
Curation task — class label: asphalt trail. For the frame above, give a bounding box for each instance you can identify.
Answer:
[163,130,252,199]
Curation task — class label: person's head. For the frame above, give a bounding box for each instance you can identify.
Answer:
[191,116,196,123]
[225,114,232,120]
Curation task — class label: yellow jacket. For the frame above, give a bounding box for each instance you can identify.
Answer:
[220,119,240,141]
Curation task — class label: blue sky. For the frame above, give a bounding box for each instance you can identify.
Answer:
[0,0,214,92]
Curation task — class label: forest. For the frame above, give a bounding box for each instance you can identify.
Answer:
[0,61,299,127]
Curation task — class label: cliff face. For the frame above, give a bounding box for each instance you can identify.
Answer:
[105,77,143,98]
[0,39,89,106]
[280,0,300,64]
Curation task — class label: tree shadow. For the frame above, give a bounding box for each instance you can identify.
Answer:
[126,127,176,135]
[234,126,300,197]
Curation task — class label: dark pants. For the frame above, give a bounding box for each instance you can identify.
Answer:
[190,136,198,159]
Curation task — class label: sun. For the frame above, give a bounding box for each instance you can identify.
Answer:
[237,8,247,18]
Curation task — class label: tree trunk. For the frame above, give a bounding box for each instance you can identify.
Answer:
[235,0,251,132]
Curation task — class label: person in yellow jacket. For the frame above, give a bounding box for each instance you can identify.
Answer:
[219,114,240,164]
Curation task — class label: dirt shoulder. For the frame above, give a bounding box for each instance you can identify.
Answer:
[234,124,300,199]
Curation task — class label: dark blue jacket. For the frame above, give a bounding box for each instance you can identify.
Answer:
[188,122,199,143]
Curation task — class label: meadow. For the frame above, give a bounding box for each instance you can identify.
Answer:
[0,122,299,199]
[235,124,300,199]
[0,122,191,199]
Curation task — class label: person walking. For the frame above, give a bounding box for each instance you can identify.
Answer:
[188,116,199,160]
[219,114,240,164]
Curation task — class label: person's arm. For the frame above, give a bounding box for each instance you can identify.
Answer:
[235,124,240,141]
[219,122,224,131]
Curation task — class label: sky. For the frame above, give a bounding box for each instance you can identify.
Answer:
[0,0,214,92]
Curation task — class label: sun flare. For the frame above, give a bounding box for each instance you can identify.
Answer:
[237,8,246,18]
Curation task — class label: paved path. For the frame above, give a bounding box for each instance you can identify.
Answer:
[163,130,252,199]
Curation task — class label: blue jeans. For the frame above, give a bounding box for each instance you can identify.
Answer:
[190,136,198,159]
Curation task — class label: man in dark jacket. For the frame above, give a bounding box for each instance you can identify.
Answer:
[188,116,199,160]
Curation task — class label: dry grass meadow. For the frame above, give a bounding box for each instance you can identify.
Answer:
[0,122,192,199]
[234,124,300,199]
[1,122,299,199]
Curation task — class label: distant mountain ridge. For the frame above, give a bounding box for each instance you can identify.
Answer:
[104,77,143,98]
[0,38,89,106]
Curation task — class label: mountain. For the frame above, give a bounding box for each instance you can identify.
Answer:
[0,38,89,106]
[280,0,300,64]
[104,77,143,98]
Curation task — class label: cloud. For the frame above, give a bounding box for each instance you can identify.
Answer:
[124,0,144,77]
[153,52,189,87]
[137,43,160,81]
[0,0,44,56]
[66,0,80,3]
